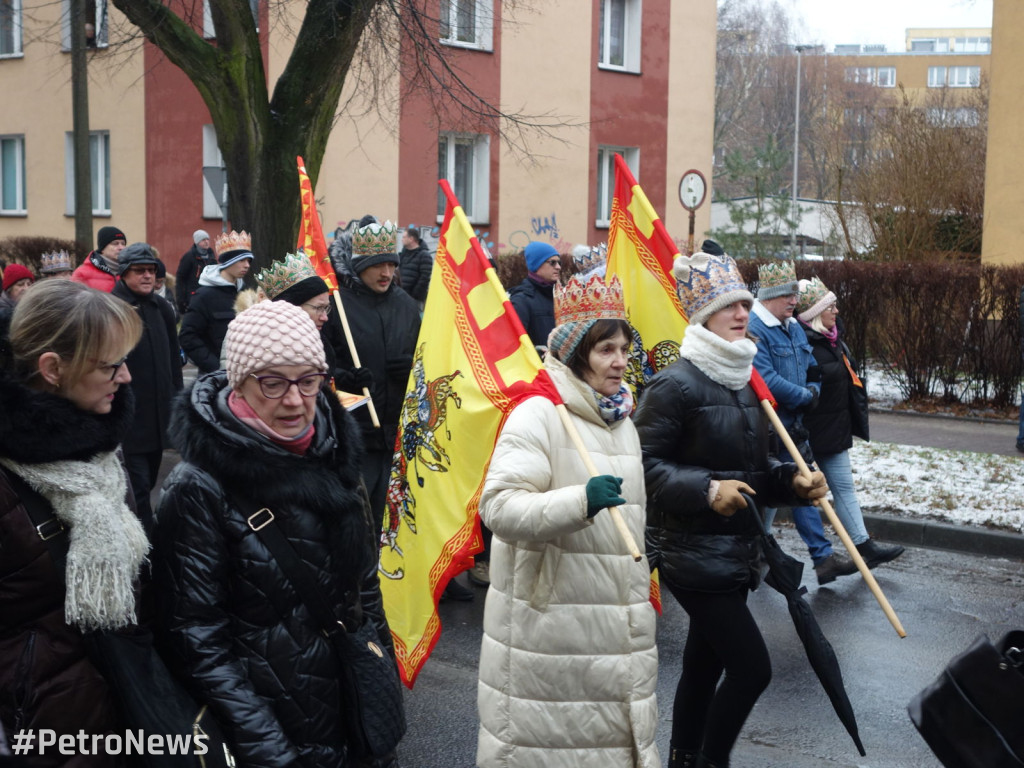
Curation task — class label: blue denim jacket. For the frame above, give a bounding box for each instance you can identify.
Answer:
[749,301,818,428]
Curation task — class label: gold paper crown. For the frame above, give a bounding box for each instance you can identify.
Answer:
[40,250,73,274]
[351,220,397,257]
[214,230,253,259]
[255,252,319,300]
[554,273,626,326]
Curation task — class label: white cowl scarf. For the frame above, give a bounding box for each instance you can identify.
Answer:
[679,322,758,391]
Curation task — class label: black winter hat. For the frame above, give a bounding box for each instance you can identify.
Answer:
[97,226,127,252]
[701,239,725,256]
[117,242,160,274]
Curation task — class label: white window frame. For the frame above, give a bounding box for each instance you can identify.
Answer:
[202,0,259,39]
[202,124,226,219]
[61,0,108,50]
[64,130,110,216]
[436,132,490,225]
[0,135,26,214]
[598,0,641,73]
[596,145,638,227]
[439,0,492,52]
[948,66,980,88]
[876,67,896,88]
[925,107,980,128]
[0,0,23,58]
[927,66,947,88]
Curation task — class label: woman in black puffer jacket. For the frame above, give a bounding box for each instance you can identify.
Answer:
[152,301,397,768]
[634,249,827,768]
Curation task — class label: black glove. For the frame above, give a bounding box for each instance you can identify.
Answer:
[806,364,822,384]
[336,366,374,392]
[585,475,625,518]
[800,386,820,413]
[385,355,414,377]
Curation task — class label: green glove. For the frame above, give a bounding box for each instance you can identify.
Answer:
[585,475,625,518]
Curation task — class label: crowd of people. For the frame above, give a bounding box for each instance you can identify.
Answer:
[0,225,903,768]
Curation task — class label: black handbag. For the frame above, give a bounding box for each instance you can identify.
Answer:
[240,500,406,759]
[908,630,1024,768]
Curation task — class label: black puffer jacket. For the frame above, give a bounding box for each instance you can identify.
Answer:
[152,373,391,768]
[803,326,869,455]
[508,277,556,349]
[398,244,432,304]
[178,283,238,373]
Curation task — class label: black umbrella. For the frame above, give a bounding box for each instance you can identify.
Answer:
[746,494,867,757]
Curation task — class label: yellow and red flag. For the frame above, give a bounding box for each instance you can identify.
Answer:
[380,180,562,687]
[296,156,337,291]
[606,153,688,400]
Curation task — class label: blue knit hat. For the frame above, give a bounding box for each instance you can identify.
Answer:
[524,241,559,273]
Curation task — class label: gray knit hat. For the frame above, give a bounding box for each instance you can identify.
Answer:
[224,301,326,391]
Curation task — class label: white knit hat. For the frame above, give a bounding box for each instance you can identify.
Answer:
[224,301,326,390]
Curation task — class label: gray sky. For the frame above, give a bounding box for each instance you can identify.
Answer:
[783,0,993,52]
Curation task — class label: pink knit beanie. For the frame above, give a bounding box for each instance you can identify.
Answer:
[224,301,326,390]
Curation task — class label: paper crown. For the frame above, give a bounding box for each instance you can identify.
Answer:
[797,277,837,322]
[215,230,253,259]
[554,273,626,327]
[255,252,319,300]
[352,220,398,257]
[40,250,73,274]
[757,260,799,299]
[674,251,754,326]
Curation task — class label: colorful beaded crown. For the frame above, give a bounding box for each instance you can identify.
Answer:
[554,273,626,326]
[40,250,73,274]
[352,221,398,257]
[757,260,799,299]
[215,230,253,258]
[797,277,837,322]
[255,252,319,300]
[674,251,753,325]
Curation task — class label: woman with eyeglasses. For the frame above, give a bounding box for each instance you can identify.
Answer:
[0,279,147,757]
[152,301,400,767]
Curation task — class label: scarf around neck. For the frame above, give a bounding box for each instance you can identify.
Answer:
[592,384,633,424]
[228,390,315,455]
[680,323,758,391]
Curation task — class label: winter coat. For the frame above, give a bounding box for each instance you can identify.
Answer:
[111,281,183,454]
[178,266,241,373]
[153,373,390,768]
[0,376,137,767]
[477,356,659,768]
[748,301,817,430]
[71,252,119,292]
[803,326,869,455]
[175,243,216,314]
[398,244,432,305]
[633,357,799,592]
[0,294,14,371]
[336,279,421,452]
[508,277,556,349]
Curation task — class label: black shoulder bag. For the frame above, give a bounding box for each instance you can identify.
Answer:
[8,471,235,768]
[239,498,406,760]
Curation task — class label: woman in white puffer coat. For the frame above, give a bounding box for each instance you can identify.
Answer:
[477,274,659,768]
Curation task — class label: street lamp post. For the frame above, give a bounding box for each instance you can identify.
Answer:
[791,44,810,258]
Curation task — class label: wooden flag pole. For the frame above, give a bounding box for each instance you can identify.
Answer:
[555,404,643,562]
[331,289,380,428]
[758,399,906,638]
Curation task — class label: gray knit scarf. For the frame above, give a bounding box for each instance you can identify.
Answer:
[0,451,149,630]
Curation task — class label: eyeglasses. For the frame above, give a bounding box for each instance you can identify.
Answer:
[545,258,561,268]
[249,372,328,399]
[93,356,129,381]
[302,302,332,316]
[127,265,157,275]
[825,304,839,313]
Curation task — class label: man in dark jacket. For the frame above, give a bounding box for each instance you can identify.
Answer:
[398,226,433,308]
[112,242,183,531]
[174,229,215,314]
[509,241,561,353]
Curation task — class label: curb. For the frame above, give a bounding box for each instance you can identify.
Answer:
[868,404,1017,426]
[772,508,1024,562]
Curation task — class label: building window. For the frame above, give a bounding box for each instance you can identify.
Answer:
[439,0,492,51]
[202,124,226,219]
[953,36,990,53]
[1,0,22,57]
[927,66,946,88]
[876,67,896,87]
[844,67,873,84]
[61,0,107,49]
[925,107,980,127]
[596,145,638,227]
[948,66,980,88]
[202,0,259,38]
[437,132,490,224]
[1,135,26,214]
[910,38,948,53]
[64,130,110,215]
[599,0,641,73]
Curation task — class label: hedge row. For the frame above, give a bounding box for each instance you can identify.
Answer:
[0,236,88,275]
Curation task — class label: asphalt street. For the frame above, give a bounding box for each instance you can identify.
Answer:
[870,409,1021,457]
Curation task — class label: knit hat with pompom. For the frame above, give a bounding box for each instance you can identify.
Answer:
[224,301,326,391]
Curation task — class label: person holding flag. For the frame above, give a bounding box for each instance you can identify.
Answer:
[633,248,828,768]
[477,272,659,768]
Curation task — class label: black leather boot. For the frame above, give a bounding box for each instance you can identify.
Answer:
[668,744,697,768]
[856,538,905,568]
[695,753,728,768]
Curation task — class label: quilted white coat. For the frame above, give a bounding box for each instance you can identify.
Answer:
[477,357,660,768]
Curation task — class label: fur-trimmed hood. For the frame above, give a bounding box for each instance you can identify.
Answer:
[0,372,135,463]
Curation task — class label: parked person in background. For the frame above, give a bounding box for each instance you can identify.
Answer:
[797,277,904,569]
[509,241,561,354]
[71,225,126,292]
[178,230,252,373]
[398,227,433,309]
[478,273,659,768]
[153,301,398,768]
[748,259,857,586]
[112,243,183,533]
[0,264,35,371]
[635,249,828,768]
[175,229,215,314]
[0,280,147,758]
[38,250,74,280]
